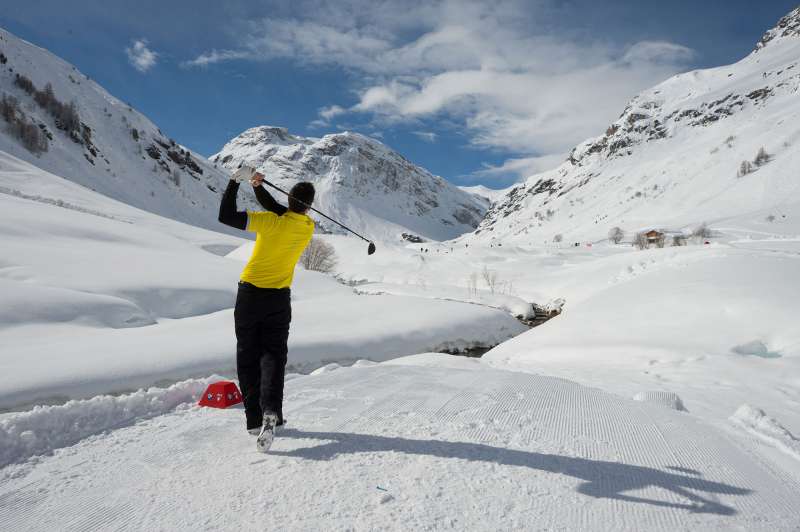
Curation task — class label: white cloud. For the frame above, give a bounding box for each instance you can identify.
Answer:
[309,105,348,129]
[319,105,347,121]
[320,105,346,120]
[308,119,329,130]
[182,49,249,68]
[307,119,331,129]
[187,0,695,180]
[412,131,438,143]
[622,41,695,64]
[473,153,567,181]
[126,39,158,73]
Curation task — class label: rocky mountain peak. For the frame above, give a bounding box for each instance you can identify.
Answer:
[212,127,487,241]
[755,6,800,52]
[236,126,309,147]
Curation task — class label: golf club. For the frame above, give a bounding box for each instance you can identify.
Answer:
[262,180,377,255]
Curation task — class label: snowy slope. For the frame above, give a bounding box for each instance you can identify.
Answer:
[314,225,800,440]
[481,242,800,436]
[0,152,525,409]
[0,28,238,232]
[212,126,487,241]
[2,356,799,530]
[458,183,511,205]
[473,7,800,245]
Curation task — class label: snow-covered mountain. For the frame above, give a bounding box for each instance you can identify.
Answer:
[212,127,487,241]
[0,26,486,242]
[473,7,800,245]
[0,28,233,232]
[458,184,511,206]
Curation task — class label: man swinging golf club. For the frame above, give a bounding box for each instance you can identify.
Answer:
[218,165,315,453]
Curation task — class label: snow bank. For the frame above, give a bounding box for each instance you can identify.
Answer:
[383,352,485,370]
[730,404,800,461]
[0,158,527,408]
[288,273,529,372]
[309,363,342,375]
[0,279,154,329]
[353,281,535,319]
[0,377,217,468]
[633,391,687,412]
[483,245,800,433]
[0,153,244,326]
[0,270,526,408]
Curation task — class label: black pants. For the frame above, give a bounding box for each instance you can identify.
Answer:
[234,282,291,430]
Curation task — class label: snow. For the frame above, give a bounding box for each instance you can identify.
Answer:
[0,152,525,410]
[0,376,219,468]
[730,404,800,462]
[0,28,236,233]
[474,18,800,246]
[481,243,800,436]
[458,183,512,204]
[352,281,534,319]
[211,126,487,241]
[1,358,799,530]
[633,391,687,412]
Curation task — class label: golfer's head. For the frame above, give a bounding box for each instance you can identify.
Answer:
[289,182,315,214]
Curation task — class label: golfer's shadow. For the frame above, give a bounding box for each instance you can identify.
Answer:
[275,429,751,516]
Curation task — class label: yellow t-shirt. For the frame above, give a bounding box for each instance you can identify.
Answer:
[240,210,314,288]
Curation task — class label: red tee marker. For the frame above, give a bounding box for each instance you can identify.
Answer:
[198,381,243,408]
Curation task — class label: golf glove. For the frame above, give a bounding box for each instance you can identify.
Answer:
[231,165,257,183]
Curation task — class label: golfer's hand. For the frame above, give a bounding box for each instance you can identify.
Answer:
[250,172,265,187]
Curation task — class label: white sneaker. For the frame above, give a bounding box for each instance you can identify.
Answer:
[248,418,284,436]
[256,412,278,453]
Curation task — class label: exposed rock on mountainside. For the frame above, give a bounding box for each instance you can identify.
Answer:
[472,6,800,245]
[0,28,234,231]
[213,127,487,241]
[756,6,800,51]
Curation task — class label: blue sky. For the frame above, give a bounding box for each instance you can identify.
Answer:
[1,1,796,188]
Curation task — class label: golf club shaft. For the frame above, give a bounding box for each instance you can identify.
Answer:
[262,180,373,244]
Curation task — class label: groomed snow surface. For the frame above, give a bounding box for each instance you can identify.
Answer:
[1,356,799,530]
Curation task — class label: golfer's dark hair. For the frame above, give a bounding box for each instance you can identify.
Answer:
[289,182,315,213]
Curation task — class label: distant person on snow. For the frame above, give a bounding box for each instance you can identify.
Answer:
[218,165,315,453]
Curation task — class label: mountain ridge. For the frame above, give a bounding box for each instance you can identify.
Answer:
[0,27,238,233]
[471,6,800,245]
[0,27,486,242]
[212,126,488,241]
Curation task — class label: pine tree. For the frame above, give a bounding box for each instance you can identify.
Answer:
[753,146,771,166]
[738,160,753,177]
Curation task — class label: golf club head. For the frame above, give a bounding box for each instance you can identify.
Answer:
[367,242,376,255]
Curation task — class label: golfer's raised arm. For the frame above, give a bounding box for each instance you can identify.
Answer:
[218,180,247,230]
[252,179,287,216]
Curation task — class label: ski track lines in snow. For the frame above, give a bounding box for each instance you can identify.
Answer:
[2,363,799,531]
[0,185,133,223]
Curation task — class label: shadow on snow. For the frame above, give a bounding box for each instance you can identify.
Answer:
[274,429,751,516]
